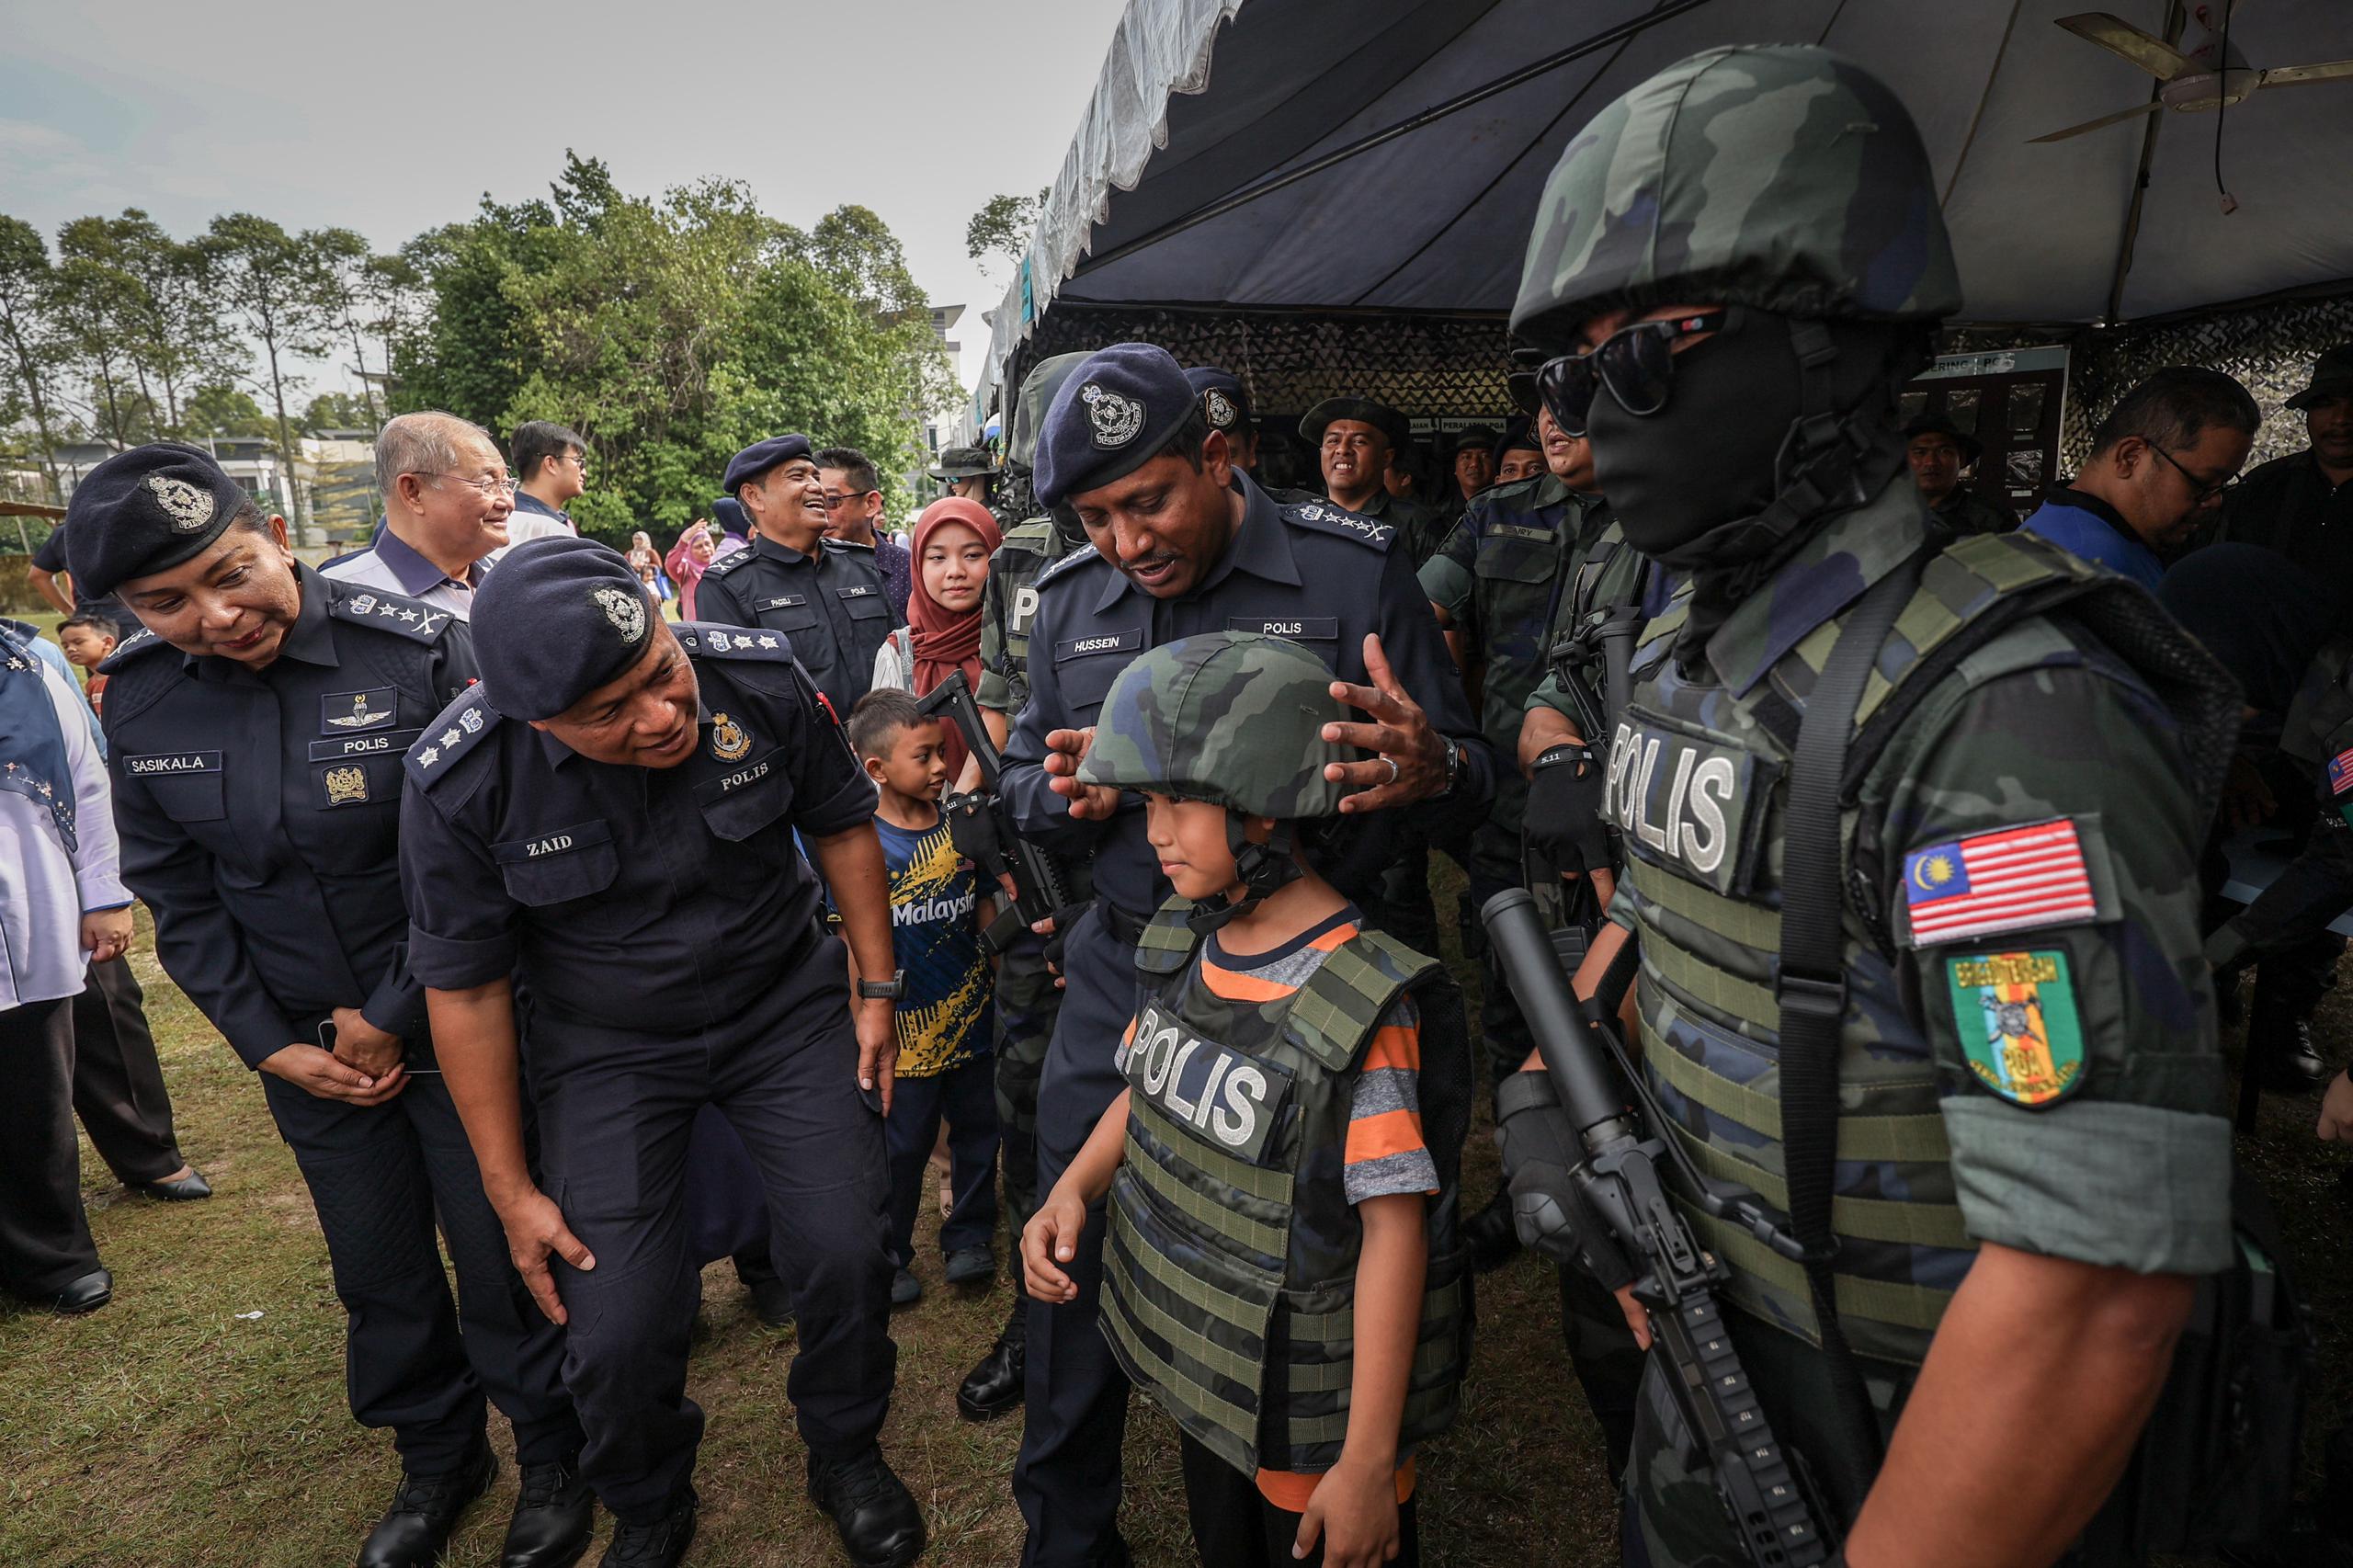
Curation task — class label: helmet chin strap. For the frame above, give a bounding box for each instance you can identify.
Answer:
[1184,815,1303,936]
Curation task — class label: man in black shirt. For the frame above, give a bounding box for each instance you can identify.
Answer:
[2220,343,2353,608]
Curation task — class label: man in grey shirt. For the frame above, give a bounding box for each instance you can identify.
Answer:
[322,413,515,619]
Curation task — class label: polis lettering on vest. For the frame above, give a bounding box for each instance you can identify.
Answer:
[1606,721,1742,881]
[1120,1003,1285,1159]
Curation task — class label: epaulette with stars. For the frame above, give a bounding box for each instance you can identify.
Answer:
[702,546,756,579]
[96,625,171,673]
[1279,498,1394,552]
[327,583,460,642]
[403,685,500,789]
[675,622,797,662]
[1034,541,1100,590]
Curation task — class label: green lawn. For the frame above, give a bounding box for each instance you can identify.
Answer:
[2,879,2347,1564]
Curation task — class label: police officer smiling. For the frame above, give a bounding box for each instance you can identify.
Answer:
[398,537,925,1568]
[73,443,589,1568]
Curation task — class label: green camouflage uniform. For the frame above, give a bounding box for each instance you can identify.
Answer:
[1508,45,2238,1562]
[1928,486,2018,538]
[2207,638,2353,971]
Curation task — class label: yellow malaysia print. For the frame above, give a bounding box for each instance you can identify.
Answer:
[889,823,991,1076]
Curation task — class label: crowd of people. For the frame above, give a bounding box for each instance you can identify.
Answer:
[6,40,2353,1568]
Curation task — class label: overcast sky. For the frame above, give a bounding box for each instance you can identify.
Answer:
[0,0,1127,401]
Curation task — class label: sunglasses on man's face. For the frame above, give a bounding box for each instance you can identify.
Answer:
[1537,310,1727,437]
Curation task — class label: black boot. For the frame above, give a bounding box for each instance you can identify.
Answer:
[957,1298,1028,1421]
[807,1446,926,1568]
[502,1455,595,1568]
[1465,1187,1522,1273]
[598,1490,696,1568]
[2250,980,2328,1092]
[358,1441,494,1568]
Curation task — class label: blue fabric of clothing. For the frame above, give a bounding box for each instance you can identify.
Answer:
[2019,488,2165,591]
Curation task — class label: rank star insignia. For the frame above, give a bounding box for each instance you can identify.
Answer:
[144,473,215,532]
[323,766,369,804]
[710,712,751,761]
[594,585,647,642]
[417,745,440,767]
[757,634,779,650]
[1080,381,1145,449]
[1944,949,2086,1108]
[439,728,461,747]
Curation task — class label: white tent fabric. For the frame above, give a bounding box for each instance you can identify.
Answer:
[983,0,2353,397]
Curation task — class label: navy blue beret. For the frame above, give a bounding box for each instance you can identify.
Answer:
[722,435,815,496]
[1299,397,1413,453]
[712,496,749,539]
[64,441,254,598]
[1185,366,1254,435]
[1034,343,1199,509]
[1495,417,1541,455]
[472,537,657,721]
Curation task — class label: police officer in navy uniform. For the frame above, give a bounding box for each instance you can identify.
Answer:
[397,537,925,1568]
[694,434,892,719]
[1001,344,1491,1568]
[72,444,590,1568]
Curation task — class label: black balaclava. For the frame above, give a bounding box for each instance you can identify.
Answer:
[1590,307,1924,660]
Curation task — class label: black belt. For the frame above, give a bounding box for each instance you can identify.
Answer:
[1097,900,1150,949]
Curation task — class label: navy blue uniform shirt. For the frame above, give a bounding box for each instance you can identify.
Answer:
[1002,472,1492,922]
[691,533,892,719]
[397,625,878,1036]
[100,567,476,1067]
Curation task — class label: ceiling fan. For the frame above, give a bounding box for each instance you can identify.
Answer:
[2031,3,2353,143]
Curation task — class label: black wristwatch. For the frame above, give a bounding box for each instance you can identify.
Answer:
[1436,734,1465,800]
[856,971,905,1002]
[1532,742,1590,774]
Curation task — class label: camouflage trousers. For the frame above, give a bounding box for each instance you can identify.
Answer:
[994,931,1062,1249]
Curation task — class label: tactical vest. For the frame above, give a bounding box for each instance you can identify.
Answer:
[979,516,1071,713]
[1607,524,2236,1369]
[1099,902,1472,1478]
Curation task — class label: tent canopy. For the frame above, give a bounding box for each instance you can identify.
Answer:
[983,0,2353,395]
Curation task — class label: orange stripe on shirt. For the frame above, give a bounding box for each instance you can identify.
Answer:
[1196,960,1296,1003]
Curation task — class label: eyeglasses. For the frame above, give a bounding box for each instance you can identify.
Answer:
[2145,443,2240,505]
[1536,310,1726,437]
[821,491,879,511]
[417,472,517,499]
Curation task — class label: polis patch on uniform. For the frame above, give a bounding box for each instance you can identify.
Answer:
[1602,718,1768,896]
[1902,819,2101,948]
[710,713,751,761]
[310,729,422,763]
[1116,1001,1294,1165]
[1228,616,1336,642]
[322,687,396,732]
[1944,949,2086,1108]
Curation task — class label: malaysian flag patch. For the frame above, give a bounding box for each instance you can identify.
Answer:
[2328,747,2353,798]
[1901,819,2102,948]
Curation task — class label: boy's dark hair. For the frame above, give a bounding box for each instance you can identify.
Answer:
[846,687,932,761]
[2089,367,2260,458]
[511,420,585,483]
[814,447,880,495]
[58,610,116,640]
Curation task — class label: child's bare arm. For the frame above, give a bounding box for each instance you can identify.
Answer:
[1298,1193,1424,1567]
[1021,1089,1131,1302]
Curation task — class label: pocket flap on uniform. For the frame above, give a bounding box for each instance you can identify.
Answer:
[693,752,791,841]
[493,821,619,905]
[125,752,225,822]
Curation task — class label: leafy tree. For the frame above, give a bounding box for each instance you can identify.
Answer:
[0,216,67,491]
[48,251,153,448]
[301,391,375,432]
[965,187,1047,290]
[87,210,230,437]
[203,213,333,518]
[303,227,394,428]
[182,382,272,438]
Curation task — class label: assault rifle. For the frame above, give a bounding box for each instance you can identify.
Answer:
[918,671,1077,956]
[1483,888,1832,1567]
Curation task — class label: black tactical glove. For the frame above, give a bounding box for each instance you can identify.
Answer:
[1039,901,1092,971]
[1524,745,1612,880]
[1496,1069,1637,1291]
[943,790,1003,870]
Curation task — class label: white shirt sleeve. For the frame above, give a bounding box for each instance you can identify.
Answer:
[47,660,130,912]
[872,629,915,694]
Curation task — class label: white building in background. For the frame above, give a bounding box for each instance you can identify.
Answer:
[48,434,381,554]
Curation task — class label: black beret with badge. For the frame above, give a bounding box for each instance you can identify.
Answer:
[64,441,254,599]
[1298,395,1413,453]
[1185,366,1254,437]
[722,434,815,496]
[1033,342,1201,508]
[470,536,656,721]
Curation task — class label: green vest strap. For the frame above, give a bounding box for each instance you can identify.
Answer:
[1667,1119,1972,1250]
[1136,898,1202,978]
[1642,926,1779,1031]
[1641,1018,1952,1163]
[1693,1208,1956,1340]
[1287,928,1438,1074]
[1627,858,1782,950]
[1124,1122,1294,1257]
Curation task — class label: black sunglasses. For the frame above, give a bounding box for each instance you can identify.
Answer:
[1536,310,1727,437]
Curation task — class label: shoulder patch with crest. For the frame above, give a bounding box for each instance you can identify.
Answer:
[1283,500,1393,551]
[676,622,796,662]
[330,586,457,643]
[403,686,499,787]
[1035,541,1102,590]
[1944,949,2086,1108]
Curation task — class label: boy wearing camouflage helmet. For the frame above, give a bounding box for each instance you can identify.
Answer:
[1023,632,1470,1568]
[1499,44,2238,1568]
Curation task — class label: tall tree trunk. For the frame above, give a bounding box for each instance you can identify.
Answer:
[0,311,62,496]
[259,319,302,538]
[95,352,130,449]
[345,318,381,427]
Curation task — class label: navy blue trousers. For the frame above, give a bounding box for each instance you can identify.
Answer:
[883,1051,999,1267]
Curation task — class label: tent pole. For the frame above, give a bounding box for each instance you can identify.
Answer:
[2104,0,2185,323]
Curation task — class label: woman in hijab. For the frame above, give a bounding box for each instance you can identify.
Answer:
[664,519,719,620]
[871,497,1001,781]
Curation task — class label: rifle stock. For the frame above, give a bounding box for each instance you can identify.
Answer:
[918,672,1075,953]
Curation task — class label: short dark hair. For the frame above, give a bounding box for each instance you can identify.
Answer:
[846,687,932,762]
[2089,367,2260,459]
[814,447,880,495]
[512,421,585,483]
[58,610,116,640]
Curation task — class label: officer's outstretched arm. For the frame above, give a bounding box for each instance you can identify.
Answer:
[1844,1246,2193,1568]
[807,822,900,1111]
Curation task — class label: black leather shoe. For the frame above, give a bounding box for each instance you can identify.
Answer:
[49,1268,112,1315]
[358,1442,494,1568]
[745,1273,795,1328]
[1465,1188,1521,1274]
[2256,1017,2330,1092]
[132,1167,212,1201]
[502,1456,595,1568]
[598,1490,696,1567]
[943,1245,994,1286]
[807,1447,926,1568]
[956,1301,1026,1421]
[889,1267,922,1307]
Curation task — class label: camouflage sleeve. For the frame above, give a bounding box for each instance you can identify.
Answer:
[1417,514,1478,621]
[1864,642,2232,1278]
[2208,811,2353,968]
[977,572,1020,713]
[1524,666,1578,722]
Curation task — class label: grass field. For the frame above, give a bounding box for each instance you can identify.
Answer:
[1,848,2348,1564]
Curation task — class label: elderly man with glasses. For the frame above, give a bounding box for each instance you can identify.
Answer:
[324,412,516,620]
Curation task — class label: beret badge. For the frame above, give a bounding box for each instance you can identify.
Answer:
[145,473,216,533]
[1203,389,1237,430]
[1080,381,1144,449]
[594,585,647,642]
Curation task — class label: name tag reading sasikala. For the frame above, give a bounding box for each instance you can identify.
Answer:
[124,751,221,777]
[1116,1000,1295,1165]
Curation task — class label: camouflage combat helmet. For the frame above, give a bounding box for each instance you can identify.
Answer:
[1007,352,1095,472]
[1079,631,1353,821]
[1510,44,1961,348]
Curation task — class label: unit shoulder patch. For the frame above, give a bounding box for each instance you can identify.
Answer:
[1899,817,2105,948]
[1944,949,2086,1108]
[403,687,499,787]
[1282,500,1393,551]
[676,621,797,662]
[329,586,458,643]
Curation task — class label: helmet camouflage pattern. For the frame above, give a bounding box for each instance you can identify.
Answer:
[1008,351,1094,472]
[1510,44,1961,348]
[1078,632,1353,820]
